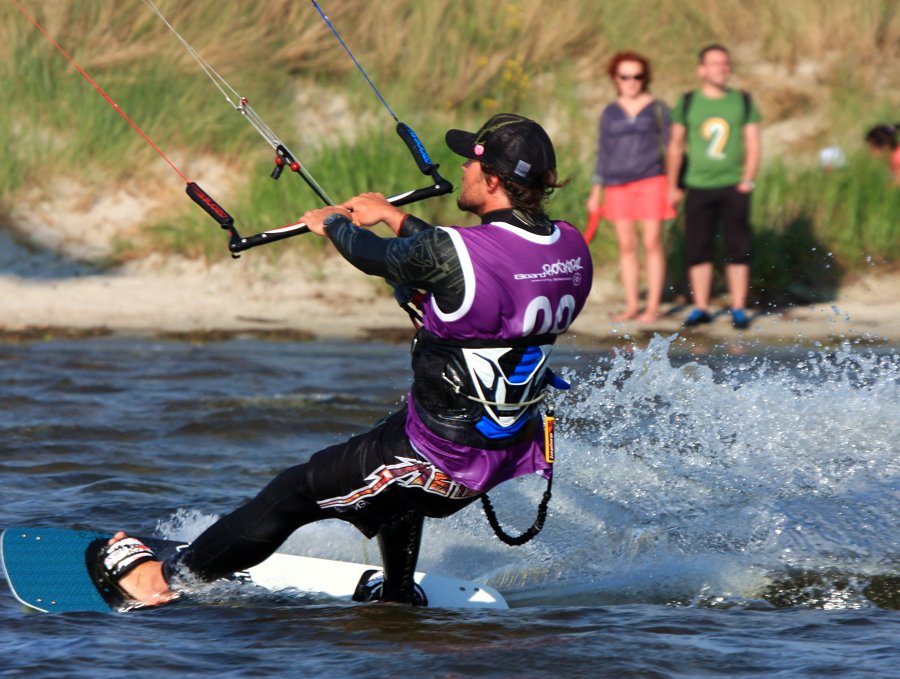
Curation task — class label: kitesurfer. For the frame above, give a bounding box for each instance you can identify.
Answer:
[102,113,593,606]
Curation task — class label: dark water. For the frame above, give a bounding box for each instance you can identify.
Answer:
[0,336,897,678]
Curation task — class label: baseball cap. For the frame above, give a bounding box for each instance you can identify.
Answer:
[445,113,556,186]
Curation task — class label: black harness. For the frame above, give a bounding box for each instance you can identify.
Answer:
[410,328,562,545]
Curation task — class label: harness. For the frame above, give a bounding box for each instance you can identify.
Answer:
[410,329,567,545]
[410,329,564,443]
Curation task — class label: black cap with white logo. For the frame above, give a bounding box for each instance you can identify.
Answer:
[445,113,556,187]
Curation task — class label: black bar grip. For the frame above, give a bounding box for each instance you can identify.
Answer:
[228,223,311,253]
[186,182,234,228]
[396,122,434,174]
[387,165,453,207]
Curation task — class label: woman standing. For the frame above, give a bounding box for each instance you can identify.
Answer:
[587,51,675,323]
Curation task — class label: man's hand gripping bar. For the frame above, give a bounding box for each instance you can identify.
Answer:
[185,182,308,259]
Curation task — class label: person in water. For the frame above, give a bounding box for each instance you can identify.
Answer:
[102,113,593,606]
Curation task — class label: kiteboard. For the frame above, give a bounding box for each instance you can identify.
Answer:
[0,527,507,613]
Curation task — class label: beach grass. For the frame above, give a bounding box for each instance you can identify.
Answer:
[2,0,898,299]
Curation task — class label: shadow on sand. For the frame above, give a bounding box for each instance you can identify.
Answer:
[0,227,102,280]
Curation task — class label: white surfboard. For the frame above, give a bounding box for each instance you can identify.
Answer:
[246,551,506,609]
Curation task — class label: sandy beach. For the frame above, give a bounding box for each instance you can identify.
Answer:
[1,242,897,349]
[2,178,897,348]
[2,118,896,350]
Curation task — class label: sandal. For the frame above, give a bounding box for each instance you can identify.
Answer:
[90,536,174,610]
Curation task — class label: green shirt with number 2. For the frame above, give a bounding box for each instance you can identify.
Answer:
[671,89,762,189]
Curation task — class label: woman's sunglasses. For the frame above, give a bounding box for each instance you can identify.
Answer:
[617,73,645,81]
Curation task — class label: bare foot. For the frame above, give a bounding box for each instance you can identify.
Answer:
[107,532,179,606]
[613,309,640,322]
[636,310,661,323]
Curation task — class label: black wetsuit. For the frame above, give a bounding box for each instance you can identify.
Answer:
[167,209,555,604]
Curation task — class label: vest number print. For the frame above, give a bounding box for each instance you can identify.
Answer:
[522,295,577,335]
[700,116,730,159]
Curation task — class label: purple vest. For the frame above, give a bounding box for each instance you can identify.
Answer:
[405,220,592,491]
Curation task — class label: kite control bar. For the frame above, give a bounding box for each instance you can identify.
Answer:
[187,129,452,258]
[189,122,453,258]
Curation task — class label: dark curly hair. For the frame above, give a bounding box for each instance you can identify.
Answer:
[480,163,568,216]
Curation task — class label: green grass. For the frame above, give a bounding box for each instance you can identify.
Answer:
[2,0,899,305]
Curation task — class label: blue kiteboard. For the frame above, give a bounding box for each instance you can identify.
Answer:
[1,527,508,613]
[1,528,184,613]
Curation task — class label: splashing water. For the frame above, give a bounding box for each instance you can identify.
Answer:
[145,337,898,610]
[4,337,899,677]
[437,335,899,609]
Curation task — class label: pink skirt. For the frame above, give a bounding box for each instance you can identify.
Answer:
[603,174,675,221]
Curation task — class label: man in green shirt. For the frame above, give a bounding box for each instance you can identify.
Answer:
[667,44,761,330]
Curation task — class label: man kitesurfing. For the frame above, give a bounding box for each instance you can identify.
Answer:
[9,0,591,609]
[100,113,593,607]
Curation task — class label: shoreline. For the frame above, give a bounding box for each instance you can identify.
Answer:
[1,254,897,350]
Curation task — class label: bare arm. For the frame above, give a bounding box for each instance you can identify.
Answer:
[739,123,761,192]
[666,122,686,206]
[586,183,604,213]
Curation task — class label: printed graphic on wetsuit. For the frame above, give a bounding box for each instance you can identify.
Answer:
[316,457,479,512]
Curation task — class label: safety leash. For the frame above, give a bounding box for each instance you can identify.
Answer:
[481,477,552,547]
[480,408,556,546]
